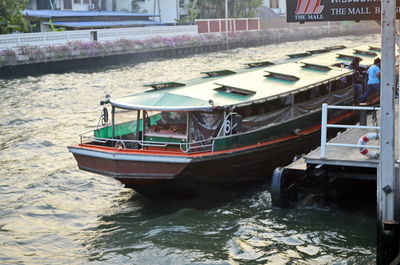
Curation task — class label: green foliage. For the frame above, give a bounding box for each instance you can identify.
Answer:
[234,0,263,18]
[49,19,65,32]
[0,0,29,34]
[176,0,200,24]
[197,0,263,19]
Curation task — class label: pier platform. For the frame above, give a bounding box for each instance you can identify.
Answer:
[303,108,397,170]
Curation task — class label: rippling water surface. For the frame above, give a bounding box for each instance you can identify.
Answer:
[1,34,379,264]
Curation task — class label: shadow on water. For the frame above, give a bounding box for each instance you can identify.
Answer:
[82,183,376,264]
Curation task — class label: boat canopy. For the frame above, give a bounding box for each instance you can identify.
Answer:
[110,91,214,111]
[110,44,381,111]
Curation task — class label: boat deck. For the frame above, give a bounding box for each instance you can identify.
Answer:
[304,107,398,168]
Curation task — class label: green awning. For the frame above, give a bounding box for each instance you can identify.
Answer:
[110,91,214,111]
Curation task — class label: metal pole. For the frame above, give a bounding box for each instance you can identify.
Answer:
[397,27,400,164]
[225,0,229,50]
[320,103,328,159]
[378,0,397,263]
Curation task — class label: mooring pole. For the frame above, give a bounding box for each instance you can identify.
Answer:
[378,0,397,263]
[225,0,229,50]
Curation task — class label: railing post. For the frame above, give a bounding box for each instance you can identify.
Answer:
[320,103,328,159]
[359,108,367,126]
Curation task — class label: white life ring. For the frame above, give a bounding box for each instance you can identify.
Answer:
[357,132,379,158]
[224,120,231,135]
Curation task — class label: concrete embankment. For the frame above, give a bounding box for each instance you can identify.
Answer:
[0,21,379,77]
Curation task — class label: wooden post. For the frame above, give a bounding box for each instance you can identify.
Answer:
[378,0,398,263]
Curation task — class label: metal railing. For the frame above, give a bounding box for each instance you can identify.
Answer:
[320,103,381,158]
[79,130,216,154]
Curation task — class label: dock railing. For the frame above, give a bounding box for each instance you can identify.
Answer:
[320,103,381,159]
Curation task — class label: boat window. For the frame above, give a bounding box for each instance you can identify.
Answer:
[236,94,291,118]
[330,79,344,92]
[294,84,329,104]
[94,108,141,145]
[145,111,187,138]
[234,94,293,133]
[189,111,224,147]
[291,84,330,116]
[114,109,141,139]
[237,105,292,133]
[331,86,353,104]
[294,90,311,103]
[331,75,353,93]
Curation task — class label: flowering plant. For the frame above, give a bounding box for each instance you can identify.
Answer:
[0,49,17,64]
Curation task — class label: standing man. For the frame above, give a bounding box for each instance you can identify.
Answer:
[359,58,381,105]
[347,57,364,105]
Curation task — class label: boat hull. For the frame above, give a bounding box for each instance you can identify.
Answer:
[69,112,358,198]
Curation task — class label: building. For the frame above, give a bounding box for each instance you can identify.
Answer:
[263,0,286,16]
[24,10,162,31]
[27,0,189,24]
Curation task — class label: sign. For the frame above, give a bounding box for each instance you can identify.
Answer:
[286,0,400,23]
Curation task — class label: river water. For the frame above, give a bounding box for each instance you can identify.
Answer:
[1,34,379,264]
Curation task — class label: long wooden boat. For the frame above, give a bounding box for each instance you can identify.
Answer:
[68,45,381,198]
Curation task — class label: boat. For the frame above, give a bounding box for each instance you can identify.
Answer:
[68,44,381,198]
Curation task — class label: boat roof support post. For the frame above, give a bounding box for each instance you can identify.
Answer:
[290,94,294,119]
[112,106,115,139]
[378,0,398,264]
[186,112,189,143]
[135,110,140,149]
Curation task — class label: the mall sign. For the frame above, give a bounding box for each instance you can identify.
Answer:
[287,0,400,22]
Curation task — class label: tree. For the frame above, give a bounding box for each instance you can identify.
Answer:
[176,0,200,24]
[197,0,263,19]
[0,0,29,34]
[233,0,263,18]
